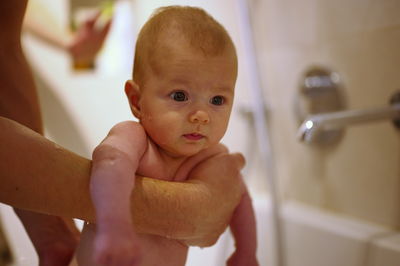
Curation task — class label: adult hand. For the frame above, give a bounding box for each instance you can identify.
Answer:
[68,11,112,67]
[182,151,246,247]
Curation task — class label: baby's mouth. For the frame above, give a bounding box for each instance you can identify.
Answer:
[183,133,204,140]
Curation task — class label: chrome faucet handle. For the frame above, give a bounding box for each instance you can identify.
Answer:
[297,101,400,144]
[295,66,400,145]
[294,66,346,145]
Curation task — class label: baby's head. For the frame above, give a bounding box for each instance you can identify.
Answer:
[125,6,238,157]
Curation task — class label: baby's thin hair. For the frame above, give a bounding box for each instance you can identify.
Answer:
[133,5,236,83]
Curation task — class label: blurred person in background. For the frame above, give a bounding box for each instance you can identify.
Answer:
[13,1,111,265]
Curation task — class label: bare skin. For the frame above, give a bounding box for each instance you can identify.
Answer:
[24,6,112,67]
[79,14,258,265]
[0,1,243,265]
[20,6,111,264]
[0,1,81,264]
[19,7,111,263]
[0,116,244,244]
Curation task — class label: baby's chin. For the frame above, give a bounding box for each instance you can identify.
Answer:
[163,145,209,158]
[165,149,201,158]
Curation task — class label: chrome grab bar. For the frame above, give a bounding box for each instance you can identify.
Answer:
[298,103,400,143]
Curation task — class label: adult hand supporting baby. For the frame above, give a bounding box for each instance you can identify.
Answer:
[184,152,245,247]
[0,116,244,245]
[130,151,245,247]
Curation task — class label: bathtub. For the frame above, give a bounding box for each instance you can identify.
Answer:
[187,196,400,266]
[2,195,400,266]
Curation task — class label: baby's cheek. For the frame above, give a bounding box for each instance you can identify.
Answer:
[151,122,177,145]
[147,111,184,141]
[156,131,174,147]
[219,116,231,133]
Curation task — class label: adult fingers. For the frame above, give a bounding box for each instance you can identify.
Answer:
[230,152,246,170]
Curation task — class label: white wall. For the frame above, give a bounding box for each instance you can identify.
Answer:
[250,0,400,228]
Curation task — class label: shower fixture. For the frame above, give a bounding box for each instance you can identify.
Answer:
[294,66,346,145]
[298,102,400,143]
[295,67,400,144]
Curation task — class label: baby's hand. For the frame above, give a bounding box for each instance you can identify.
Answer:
[226,250,259,266]
[93,223,141,266]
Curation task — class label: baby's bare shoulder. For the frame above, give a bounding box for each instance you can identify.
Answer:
[110,121,144,135]
[98,121,148,158]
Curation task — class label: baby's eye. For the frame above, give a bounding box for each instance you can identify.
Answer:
[170,91,188,102]
[210,96,225,105]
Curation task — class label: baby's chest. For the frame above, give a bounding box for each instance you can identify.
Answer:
[135,139,216,181]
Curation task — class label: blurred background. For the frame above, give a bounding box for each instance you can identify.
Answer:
[0,0,399,266]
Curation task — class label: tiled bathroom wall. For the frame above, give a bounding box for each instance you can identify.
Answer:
[249,0,400,228]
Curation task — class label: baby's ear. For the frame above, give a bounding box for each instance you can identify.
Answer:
[125,80,141,119]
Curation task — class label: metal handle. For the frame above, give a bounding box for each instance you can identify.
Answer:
[298,103,400,143]
[294,66,347,145]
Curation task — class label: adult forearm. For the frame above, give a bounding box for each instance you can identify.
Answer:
[23,19,69,52]
[23,0,71,52]
[0,117,242,245]
[0,117,91,217]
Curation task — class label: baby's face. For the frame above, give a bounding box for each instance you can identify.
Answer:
[135,44,237,157]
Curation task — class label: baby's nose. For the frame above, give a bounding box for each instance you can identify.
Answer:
[189,110,210,124]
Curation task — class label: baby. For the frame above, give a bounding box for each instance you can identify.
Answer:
[76,6,258,266]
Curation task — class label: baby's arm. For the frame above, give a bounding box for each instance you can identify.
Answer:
[227,183,259,266]
[90,121,147,265]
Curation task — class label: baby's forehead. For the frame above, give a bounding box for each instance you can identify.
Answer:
[150,45,234,64]
[147,48,237,82]
[149,34,237,63]
[161,25,234,55]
